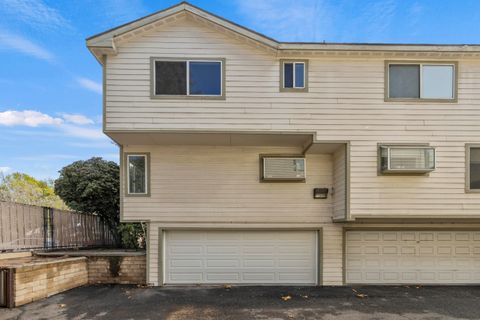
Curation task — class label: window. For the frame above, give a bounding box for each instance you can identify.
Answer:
[126,154,149,195]
[153,59,223,97]
[467,145,480,192]
[379,145,435,174]
[280,60,308,91]
[386,62,456,101]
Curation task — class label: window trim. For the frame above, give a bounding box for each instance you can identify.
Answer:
[466,144,480,193]
[384,60,458,102]
[280,59,308,92]
[150,57,226,100]
[124,152,150,197]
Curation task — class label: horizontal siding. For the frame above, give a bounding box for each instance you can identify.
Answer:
[123,145,333,223]
[333,146,346,220]
[108,16,480,219]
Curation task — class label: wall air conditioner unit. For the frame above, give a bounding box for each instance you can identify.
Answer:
[380,145,436,174]
[262,156,306,181]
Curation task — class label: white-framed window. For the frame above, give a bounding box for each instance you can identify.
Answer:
[466,144,480,192]
[153,59,223,97]
[280,60,308,91]
[386,62,456,101]
[126,154,148,195]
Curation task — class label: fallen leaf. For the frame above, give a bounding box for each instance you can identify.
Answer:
[352,288,367,298]
[281,295,292,301]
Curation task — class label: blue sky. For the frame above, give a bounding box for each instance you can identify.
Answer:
[1,0,479,180]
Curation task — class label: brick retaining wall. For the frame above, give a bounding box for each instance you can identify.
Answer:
[87,255,146,284]
[13,257,88,306]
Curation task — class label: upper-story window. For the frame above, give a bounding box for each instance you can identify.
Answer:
[152,58,224,98]
[280,60,308,92]
[466,144,480,192]
[386,61,457,102]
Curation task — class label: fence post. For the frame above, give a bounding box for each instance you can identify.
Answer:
[43,207,54,249]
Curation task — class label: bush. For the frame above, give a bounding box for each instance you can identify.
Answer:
[118,223,146,249]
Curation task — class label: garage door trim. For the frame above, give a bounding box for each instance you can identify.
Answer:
[343,227,480,285]
[159,228,323,286]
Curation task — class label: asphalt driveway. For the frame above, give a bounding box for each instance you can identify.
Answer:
[1,285,480,320]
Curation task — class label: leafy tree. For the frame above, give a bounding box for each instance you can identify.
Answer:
[0,172,67,209]
[118,223,146,249]
[54,157,145,248]
[54,157,121,243]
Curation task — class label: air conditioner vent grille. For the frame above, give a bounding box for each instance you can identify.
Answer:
[262,157,306,181]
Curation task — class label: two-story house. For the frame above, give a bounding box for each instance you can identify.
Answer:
[87,2,480,286]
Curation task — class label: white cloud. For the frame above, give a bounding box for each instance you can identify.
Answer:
[0,0,71,31]
[0,30,55,61]
[61,124,105,140]
[0,110,62,127]
[76,77,102,94]
[62,113,94,125]
[236,0,332,41]
[0,109,105,140]
[0,167,12,174]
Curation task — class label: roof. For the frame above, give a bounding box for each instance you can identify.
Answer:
[86,1,480,63]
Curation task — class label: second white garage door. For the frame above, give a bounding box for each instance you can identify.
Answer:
[346,230,480,284]
[164,230,317,284]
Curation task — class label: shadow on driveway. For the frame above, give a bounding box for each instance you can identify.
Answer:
[1,285,480,319]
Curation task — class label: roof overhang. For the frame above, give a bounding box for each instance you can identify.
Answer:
[86,1,480,65]
[107,130,346,153]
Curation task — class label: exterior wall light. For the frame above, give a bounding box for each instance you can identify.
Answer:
[313,188,329,199]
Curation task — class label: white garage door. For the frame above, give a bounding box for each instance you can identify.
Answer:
[346,230,480,284]
[164,230,317,284]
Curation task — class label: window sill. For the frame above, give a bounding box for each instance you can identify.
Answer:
[150,94,226,100]
[125,193,150,197]
[280,88,309,93]
[384,97,457,103]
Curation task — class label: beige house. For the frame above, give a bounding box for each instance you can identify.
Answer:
[87,2,480,286]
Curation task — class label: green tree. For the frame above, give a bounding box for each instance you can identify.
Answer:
[54,157,145,248]
[0,172,67,209]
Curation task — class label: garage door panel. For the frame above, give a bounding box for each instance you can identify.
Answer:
[169,245,203,255]
[170,259,203,268]
[346,230,480,284]
[165,230,317,284]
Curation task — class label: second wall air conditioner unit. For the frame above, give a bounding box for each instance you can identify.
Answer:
[380,145,436,174]
[262,156,306,181]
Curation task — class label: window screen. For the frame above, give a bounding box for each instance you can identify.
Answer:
[422,65,454,99]
[284,63,294,88]
[155,61,187,95]
[128,155,147,194]
[470,147,480,190]
[388,65,420,98]
[295,63,305,88]
[189,61,221,95]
